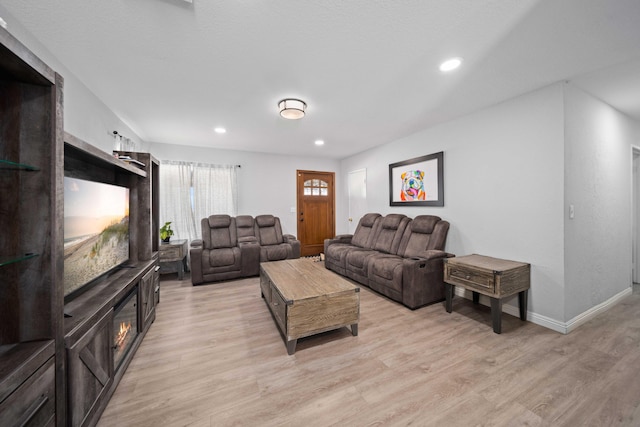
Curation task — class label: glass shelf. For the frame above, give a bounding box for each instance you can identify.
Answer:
[0,253,39,267]
[0,159,40,171]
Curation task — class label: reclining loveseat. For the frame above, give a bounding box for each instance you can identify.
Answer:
[190,214,300,285]
[324,213,452,309]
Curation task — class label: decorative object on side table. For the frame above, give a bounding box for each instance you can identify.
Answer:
[160,221,174,243]
[443,254,530,334]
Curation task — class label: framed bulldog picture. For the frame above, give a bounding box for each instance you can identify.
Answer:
[389,151,444,207]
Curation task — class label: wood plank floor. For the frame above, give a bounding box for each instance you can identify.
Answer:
[97,273,640,427]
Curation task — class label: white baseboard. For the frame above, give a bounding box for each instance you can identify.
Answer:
[454,286,633,334]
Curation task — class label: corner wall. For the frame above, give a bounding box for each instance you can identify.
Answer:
[0,6,146,153]
[563,83,640,322]
[340,84,567,325]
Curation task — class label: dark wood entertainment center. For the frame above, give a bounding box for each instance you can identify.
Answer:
[0,27,160,427]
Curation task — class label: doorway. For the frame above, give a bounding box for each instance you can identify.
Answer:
[633,147,640,284]
[348,169,367,234]
[296,170,335,257]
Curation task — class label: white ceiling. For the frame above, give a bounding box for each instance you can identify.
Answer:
[2,0,640,159]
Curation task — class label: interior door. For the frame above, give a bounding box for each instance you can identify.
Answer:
[348,168,367,234]
[296,170,335,257]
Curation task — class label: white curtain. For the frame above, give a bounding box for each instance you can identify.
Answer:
[160,161,197,241]
[160,161,238,243]
[193,163,238,227]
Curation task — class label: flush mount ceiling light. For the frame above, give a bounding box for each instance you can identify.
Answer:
[278,98,306,119]
[439,57,463,72]
[314,140,324,146]
[213,127,226,134]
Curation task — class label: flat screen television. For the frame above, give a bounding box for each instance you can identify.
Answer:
[64,176,130,299]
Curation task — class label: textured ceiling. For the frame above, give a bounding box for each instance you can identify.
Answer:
[2,0,640,159]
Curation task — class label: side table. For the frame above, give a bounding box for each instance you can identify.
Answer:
[443,254,530,334]
[159,239,189,280]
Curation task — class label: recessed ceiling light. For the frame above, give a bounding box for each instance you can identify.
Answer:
[315,140,325,146]
[214,127,226,134]
[439,57,463,72]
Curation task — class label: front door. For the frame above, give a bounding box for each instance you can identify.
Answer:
[296,170,335,257]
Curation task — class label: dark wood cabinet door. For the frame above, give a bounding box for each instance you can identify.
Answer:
[66,310,113,427]
[139,266,157,330]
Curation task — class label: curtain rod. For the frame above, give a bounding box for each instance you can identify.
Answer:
[160,160,241,168]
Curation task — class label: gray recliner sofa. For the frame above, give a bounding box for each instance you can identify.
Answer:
[190,214,300,285]
[324,213,452,309]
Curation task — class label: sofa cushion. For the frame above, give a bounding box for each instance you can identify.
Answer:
[351,213,381,248]
[202,215,237,249]
[255,215,276,227]
[255,215,285,245]
[261,244,290,261]
[236,215,255,239]
[368,255,404,293]
[208,247,238,267]
[372,214,409,254]
[208,214,232,228]
[410,215,441,234]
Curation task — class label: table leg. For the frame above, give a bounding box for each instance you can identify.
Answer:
[472,291,480,304]
[177,260,184,280]
[445,283,454,313]
[351,324,358,336]
[286,339,297,355]
[490,297,502,334]
[518,290,528,321]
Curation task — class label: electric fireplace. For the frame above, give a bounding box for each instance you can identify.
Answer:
[113,287,138,370]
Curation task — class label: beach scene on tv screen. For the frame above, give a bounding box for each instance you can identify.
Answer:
[64,177,130,296]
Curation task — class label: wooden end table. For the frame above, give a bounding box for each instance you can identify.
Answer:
[159,239,188,280]
[443,254,530,334]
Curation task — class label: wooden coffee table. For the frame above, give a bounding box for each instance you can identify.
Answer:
[260,258,360,355]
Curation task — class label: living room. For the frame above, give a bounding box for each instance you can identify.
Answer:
[2,1,640,426]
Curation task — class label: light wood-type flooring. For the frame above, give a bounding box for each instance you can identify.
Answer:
[97,272,640,427]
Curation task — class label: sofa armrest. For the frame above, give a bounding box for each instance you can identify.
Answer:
[410,249,450,261]
[189,246,204,285]
[324,234,353,248]
[191,239,203,248]
[283,234,301,259]
[401,254,451,309]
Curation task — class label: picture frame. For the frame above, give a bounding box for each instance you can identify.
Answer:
[389,151,444,206]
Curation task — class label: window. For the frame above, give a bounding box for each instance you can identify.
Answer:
[160,161,238,241]
[303,179,329,196]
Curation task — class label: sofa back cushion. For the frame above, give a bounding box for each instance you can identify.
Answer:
[372,214,410,254]
[255,214,284,246]
[236,215,255,239]
[351,213,382,248]
[398,215,449,257]
[202,215,237,249]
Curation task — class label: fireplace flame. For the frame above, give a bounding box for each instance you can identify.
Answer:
[115,321,132,350]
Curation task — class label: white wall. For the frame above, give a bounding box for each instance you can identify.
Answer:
[563,83,640,320]
[0,6,147,154]
[149,142,341,236]
[340,84,567,323]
